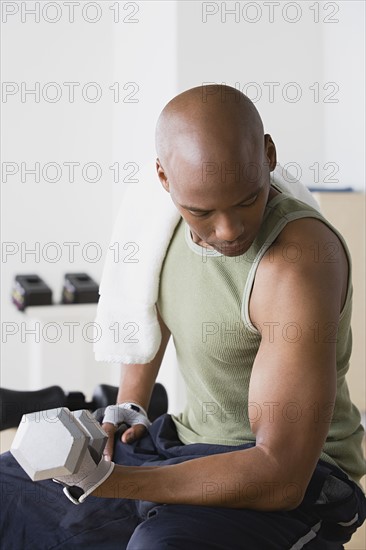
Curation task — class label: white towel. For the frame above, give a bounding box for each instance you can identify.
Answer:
[93,164,320,364]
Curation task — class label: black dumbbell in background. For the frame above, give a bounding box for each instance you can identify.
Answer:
[0,383,168,431]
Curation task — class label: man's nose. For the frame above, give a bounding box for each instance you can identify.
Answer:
[214,215,244,243]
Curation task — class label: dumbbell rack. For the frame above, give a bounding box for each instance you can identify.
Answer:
[24,304,119,400]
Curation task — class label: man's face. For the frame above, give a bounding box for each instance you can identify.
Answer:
[157,135,276,257]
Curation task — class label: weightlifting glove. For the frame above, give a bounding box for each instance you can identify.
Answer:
[50,409,114,504]
[102,402,151,430]
[53,446,114,505]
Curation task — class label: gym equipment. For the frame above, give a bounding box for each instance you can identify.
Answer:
[61,273,99,304]
[10,406,115,504]
[11,272,99,311]
[0,383,168,431]
[11,274,53,311]
[10,407,108,481]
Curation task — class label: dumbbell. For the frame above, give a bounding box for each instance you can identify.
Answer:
[0,385,112,431]
[1,383,168,431]
[10,407,107,481]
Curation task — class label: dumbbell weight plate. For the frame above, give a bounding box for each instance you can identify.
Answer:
[10,407,90,481]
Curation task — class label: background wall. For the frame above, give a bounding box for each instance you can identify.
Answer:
[177,0,365,190]
[1,2,365,418]
[1,6,117,394]
[1,1,183,409]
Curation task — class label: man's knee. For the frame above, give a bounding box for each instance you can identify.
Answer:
[128,527,182,550]
[127,507,186,550]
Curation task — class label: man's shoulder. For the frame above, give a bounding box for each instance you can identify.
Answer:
[253,215,349,314]
[264,215,347,269]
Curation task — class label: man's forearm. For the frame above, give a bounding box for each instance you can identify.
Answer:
[116,309,171,409]
[116,363,160,410]
[92,445,303,511]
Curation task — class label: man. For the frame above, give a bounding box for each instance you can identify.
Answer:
[1,84,365,549]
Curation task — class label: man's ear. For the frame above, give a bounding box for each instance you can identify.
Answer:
[156,159,170,192]
[264,135,277,172]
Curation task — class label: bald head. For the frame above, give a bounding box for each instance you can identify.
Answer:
[154,85,277,256]
[155,84,264,177]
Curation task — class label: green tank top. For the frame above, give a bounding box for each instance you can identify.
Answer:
[156,187,366,485]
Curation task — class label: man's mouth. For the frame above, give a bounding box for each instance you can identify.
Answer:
[213,238,248,254]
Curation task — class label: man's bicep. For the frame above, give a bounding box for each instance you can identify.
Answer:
[247,234,344,493]
[248,335,337,489]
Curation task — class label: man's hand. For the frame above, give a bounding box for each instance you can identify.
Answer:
[102,423,148,461]
[102,403,151,461]
[54,447,115,504]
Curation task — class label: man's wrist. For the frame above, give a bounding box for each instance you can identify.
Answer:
[102,402,151,428]
[61,459,115,504]
[116,401,148,418]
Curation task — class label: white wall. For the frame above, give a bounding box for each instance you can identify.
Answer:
[1,4,117,393]
[323,1,365,189]
[176,0,365,190]
[1,1,185,412]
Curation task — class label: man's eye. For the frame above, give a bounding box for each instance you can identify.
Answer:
[189,211,209,217]
[188,195,258,216]
[239,195,258,207]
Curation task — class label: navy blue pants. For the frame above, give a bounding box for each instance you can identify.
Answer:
[1,413,365,549]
